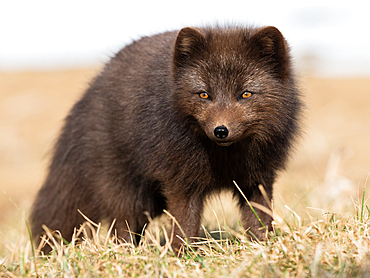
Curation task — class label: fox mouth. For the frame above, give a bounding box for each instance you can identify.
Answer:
[214,140,234,146]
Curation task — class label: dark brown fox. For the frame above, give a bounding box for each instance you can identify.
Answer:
[30,25,302,253]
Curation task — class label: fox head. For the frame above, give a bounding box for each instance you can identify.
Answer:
[171,25,301,147]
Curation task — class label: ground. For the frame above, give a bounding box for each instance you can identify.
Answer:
[1,68,370,254]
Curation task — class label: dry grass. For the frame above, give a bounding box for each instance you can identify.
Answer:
[2,189,370,277]
[1,69,370,276]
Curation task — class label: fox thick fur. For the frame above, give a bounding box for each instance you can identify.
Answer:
[30,25,302,252]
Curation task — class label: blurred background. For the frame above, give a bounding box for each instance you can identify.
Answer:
[1,0,370,249]
[2,0,370,76]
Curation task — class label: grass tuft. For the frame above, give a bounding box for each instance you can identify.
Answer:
[2,192,370,277]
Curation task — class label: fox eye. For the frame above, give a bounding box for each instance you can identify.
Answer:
[199,92,209,99]
[241,91,253,99]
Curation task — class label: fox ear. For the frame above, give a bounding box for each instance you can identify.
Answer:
[249,26,291,79]
[173,27,206,69]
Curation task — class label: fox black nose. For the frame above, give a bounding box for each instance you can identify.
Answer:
[214,126,229,139]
